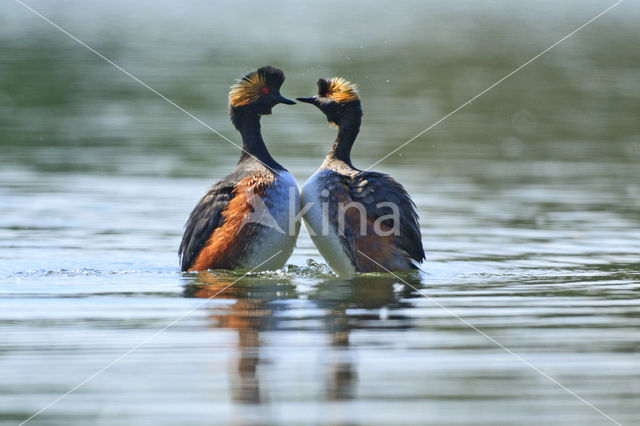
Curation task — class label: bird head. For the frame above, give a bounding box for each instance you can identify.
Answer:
[229,66,295,117]
[297,77,362,127]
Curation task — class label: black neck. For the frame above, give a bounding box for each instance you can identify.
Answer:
[325,118,361,167]
[232,110,281,170]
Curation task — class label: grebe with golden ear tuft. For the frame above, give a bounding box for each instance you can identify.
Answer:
[179,66,300,272]
[297,77,424,276]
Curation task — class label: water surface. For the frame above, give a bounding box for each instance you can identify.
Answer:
[1,1,640,425]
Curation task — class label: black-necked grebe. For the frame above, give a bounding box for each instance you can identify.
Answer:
[297,77,424,276]
[179,66,300,272]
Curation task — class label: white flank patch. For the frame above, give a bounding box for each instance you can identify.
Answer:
[301,170,356,277]
[246,171,300,270]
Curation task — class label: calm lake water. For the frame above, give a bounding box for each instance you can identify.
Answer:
[1,1,640,425]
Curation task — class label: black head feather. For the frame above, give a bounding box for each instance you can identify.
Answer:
[257,66,285,90]
[229,65,295,124]
[317,78,331,97]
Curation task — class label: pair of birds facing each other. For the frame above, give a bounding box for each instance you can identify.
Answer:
[179,66,425,277]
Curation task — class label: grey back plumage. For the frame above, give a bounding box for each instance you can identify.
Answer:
[179,164,258,271]
[321,167,424,272]
[179,176,235,271]
[353,171,424,263]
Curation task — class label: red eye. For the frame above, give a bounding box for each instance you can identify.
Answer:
[261,87,270,94]
[322,92,329,97]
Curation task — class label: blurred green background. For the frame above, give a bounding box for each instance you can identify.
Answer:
[2,0,638,179]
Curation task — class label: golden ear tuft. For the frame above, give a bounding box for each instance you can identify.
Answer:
[324,77,359,103]
[229,71,267,107]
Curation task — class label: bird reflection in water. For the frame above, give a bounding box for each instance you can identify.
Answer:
[183,271,294,404]
[183,271,415,407]
[313,275,405,401]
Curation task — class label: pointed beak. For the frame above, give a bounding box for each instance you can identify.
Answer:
[296,96,318,105]
[275,94,296,105]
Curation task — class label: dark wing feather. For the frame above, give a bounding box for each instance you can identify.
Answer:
[179,175,237,271]
[325,170,424,272]
[352,171,425,263]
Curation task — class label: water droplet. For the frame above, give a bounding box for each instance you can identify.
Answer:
[379,307,389,320]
